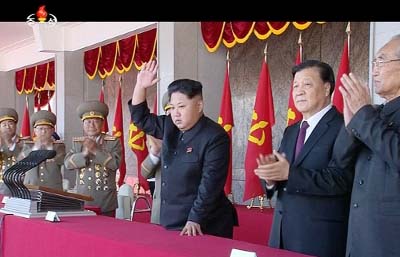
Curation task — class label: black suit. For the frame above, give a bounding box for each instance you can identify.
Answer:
[269,107,353,257]
[129,100,238,238]
[334,97,400,257]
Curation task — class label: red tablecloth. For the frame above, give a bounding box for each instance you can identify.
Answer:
[233,205,273,245]
[132,198,274,246]
[1,214,313,257]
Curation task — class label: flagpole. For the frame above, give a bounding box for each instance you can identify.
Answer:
[225,49,235,203]
[264,42,268,63]
[298,32,303,62]
[226,50,230,73]
[37,91,41,111]
[47,90,51,111]
[346,22,351,59]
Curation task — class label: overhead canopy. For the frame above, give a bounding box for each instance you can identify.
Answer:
[15,60,55,108]
[84,28,157,79]
[15,60,55,94]
[201,22,325,52]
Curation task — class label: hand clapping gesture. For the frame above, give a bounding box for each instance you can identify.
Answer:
[82,137,97,156]
[339,73,371,125]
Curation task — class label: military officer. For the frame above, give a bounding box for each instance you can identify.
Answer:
[64,100,122,217]
[20,110,65,191]
[0,107,27,195]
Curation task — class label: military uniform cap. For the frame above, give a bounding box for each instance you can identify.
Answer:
[31,110,56,128]
[162,92,172,111]
[0,108,18,123]
[77,100,109,121]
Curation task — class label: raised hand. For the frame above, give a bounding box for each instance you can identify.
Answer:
[136,60,159,89]
[132,60,160,105]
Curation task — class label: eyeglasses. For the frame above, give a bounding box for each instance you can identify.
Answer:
[372,58,400,68]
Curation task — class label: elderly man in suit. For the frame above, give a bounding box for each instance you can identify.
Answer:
[64,100,122,217]
[141,92,172,224]
[129,60,238,238]
[255,60,353,257]
[20,110,65,190]
[335,34,400,257]
[0,108,28,195]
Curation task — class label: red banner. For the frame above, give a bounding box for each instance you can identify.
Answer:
[128,121,149,191]
[112,86,126,187]
[20,99,31,138]
[243,59,275,201]
[332,39,350,113]
[218,62,234,195]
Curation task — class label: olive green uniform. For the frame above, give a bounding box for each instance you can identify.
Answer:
[0,136,27,194]
[20,141,65,190]
[64,134,121,213]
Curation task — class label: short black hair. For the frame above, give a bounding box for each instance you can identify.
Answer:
[167,79,203,99]
[292,59,336,95]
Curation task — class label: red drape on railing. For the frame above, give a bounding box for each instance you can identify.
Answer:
[201,22,323,52]
[15,60,55,108]
[84,48,101,80]
[84,28,157,79]
[116,35,136,73]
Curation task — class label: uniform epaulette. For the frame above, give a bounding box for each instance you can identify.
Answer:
[73,136,85,142]
[54,140,64,144]
[19,136,31,141]
[104,135,117,141]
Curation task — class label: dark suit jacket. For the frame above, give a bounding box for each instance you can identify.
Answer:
[129,100,238,238]
[269,106,353,257]
[333,97,400,257]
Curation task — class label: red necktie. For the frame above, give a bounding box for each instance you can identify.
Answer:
[295,121,309,159]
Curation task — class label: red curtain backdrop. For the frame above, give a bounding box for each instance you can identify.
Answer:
[84,28,157,79]
[201,22,324,52]
[15,60,55,109]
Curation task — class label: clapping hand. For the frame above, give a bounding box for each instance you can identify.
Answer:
[82,137,97,156]
[339,73,371,125]
[255,150,289,182]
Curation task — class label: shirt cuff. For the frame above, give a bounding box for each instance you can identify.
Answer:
[149,152,160,165]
